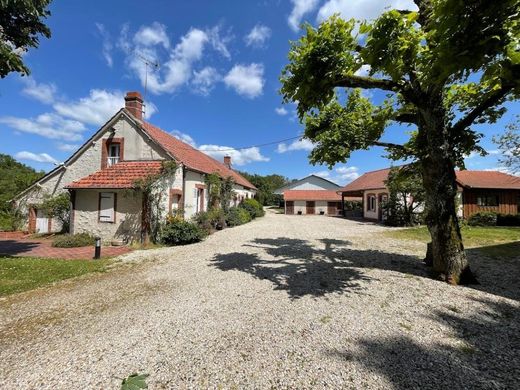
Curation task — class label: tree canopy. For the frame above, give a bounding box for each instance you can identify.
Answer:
[0,0,52,78]
[280,0,520,284]
[494,116,520,174]
[238,172,290,206]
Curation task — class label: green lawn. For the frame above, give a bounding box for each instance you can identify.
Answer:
[0,257,111,297]
[385,226,520,257]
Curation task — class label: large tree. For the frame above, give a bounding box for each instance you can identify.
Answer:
[493,117,520,174]
[281,0,520,284]
[0,0,52,78]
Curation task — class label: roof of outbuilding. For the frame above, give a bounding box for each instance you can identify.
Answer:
[284,190,345,201]
[339,167,520,193]
[65,161,163,189]
[141,121,256,190]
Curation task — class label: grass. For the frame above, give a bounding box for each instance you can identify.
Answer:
[384,225,520,257]
[0,256,111,297]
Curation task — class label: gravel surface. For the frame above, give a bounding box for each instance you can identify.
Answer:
[0,210,518,389]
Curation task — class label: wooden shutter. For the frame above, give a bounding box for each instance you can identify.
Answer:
[99,192,115,222]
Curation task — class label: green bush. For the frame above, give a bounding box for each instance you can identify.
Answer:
[52,233,96,248]
[226,207,252,227]
[160,220,207,246]
[467,212,498,226]
[240,198,265,219]
[193,208,226,231]
[497,213,520,226]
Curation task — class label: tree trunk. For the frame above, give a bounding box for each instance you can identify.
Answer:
[417,94,477,285]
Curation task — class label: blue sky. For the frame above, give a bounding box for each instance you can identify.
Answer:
[0,0,516,184]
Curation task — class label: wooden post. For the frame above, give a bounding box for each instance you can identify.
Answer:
[341,193,345,217]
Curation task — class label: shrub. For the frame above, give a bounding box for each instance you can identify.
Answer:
[240,198,265,219]
[226,207,252,227]
[497,213,520,226]
[193,208,226,231]
[193,210,212,232]
[52,233,96,248]
[467,212,498,226]
[160,220,207,245]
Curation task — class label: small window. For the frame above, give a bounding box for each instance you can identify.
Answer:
[367,194,376,212]
[99,192,115,222]
[477,194,499,207]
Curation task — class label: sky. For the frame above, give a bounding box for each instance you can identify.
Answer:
[0,0,517,185]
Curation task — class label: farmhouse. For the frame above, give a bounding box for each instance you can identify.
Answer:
[339,167,520,221]
[14,92,256,242]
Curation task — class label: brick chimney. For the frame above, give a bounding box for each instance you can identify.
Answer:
[124,91,143,120]
[223,155,231,169]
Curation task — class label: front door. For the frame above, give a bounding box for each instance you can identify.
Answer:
[286,201,294,214]
[36,209,49,233]
[327,202,337,215]
[306,201,315,214]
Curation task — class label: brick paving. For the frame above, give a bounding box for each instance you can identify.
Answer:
[0,237,131,259]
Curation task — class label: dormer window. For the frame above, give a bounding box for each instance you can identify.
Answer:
[108,143,120,166]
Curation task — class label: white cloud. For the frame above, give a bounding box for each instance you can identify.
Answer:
[313,165,360,184]
[0,113,85,142]
[245,24,272,47]
[224,63,265,98]
[198,145,269,166]
[57,143,80,152]
[277,138,314,153]
[288,0,320,31]
[134,22,170,49]
[275,107,289,116]
[192,67,221,96]
[14,151,59,164]
[355,64,371,77]
[317,0,418,22]
[170,129,197,147]
[207,25,233,59]
[21,77,57,103]
[95,23,114,67]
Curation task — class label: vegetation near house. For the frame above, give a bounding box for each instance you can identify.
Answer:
[0,0,53,78]
[225,207,252,227]
[0,154,44,231]
[280,1,519,284]
[239,172,290,206]
[160,217,208,246]
[40,193,71,233]
[0,256,110,297]
[240,198,265,219]
[52,233,96,248]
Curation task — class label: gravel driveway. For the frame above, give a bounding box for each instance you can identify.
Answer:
[1,210,518,389]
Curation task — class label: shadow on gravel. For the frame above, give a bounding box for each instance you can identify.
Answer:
[0,240,40,257]
[210,237,427,299]
[327,297,520,389]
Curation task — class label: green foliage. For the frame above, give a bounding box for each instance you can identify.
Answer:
[225,206,252,227]
[193,208,226,231]
[204,174,235,212]
[52,233,95,248]
[238,172,291,206]
[0,154,44,231]
[344,200,362,211]
[0,256,111,297]
[121,373,149,390]
[40,192,70,233]
[493,116,520,174]
[160,219,207,246]
[467,212,499,227]
[240,198,264,219]
[383,165,425,226]
[0,0,52,78]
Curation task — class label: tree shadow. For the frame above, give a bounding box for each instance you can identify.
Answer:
[0,239,41,257]
[210,237,428,299]
[326,297,519,389]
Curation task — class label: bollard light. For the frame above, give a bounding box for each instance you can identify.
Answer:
[94,236,101,259]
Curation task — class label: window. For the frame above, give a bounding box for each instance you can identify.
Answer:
[107,143,120,166]
[367,194,376,212]
[477,194,499,207]
[99,192,115,223]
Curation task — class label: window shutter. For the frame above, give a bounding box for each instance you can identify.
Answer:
[99,193,115,222]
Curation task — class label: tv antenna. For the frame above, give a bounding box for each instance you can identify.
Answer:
[134,51,160,116]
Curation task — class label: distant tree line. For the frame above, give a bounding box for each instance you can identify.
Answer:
[238,172,292,206]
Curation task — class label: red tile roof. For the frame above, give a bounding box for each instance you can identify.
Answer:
[141,122,256,189]
[66,161,163,189]
[284,190,344,201]
[455,170,520,189]
[340,167,520,193]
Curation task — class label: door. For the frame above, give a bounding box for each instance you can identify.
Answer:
[327,202,338,215]
[306,201,315,214]
[36,209,49,233]
[286,201,294,214]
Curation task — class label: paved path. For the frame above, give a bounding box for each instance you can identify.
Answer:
[0,237,130,259]
[0,210,518,389]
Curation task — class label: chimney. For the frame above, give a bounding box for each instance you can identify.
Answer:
[223,155,231,169]
[124,91,143,120]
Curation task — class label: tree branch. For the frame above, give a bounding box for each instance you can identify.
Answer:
[372,141,408,151]
[451,82,515,134]
[393,112,417,125]
[336,74,399,91]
